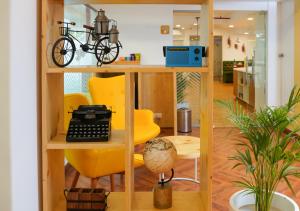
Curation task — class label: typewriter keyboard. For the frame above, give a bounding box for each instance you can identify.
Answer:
[66,122,110,142]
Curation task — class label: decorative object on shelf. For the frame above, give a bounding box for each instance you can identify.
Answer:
[234,43,238,50]
[227,36,231,47]
[64,188,109,211]
[51,9,122,68]
[95,9,109,35]
[109,22,119,44]
[143,138,177,209]
[66,105,112,142]
[242,44,245,53]
[218,87,300,211]
[160,25,170,35]
[163,46,203,67]
[113,53,141,65]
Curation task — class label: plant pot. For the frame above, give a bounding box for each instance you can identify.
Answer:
[229,190,299,211]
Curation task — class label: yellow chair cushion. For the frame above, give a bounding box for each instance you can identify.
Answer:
[65,149,144,178]
[89,75,125,130]
[89,76,160,145]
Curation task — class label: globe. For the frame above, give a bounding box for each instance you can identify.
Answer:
[143,137,177,174]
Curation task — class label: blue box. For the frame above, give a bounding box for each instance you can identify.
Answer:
[165,46,203,67]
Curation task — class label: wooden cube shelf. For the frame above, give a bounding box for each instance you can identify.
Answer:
[41,0,213,210]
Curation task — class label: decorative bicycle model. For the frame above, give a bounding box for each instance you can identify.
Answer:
[51,9,122,67]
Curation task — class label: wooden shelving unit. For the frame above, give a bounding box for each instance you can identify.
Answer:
[41,0,213,210]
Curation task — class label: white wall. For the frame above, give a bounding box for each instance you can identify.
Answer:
[94,5,200,65]
[0,0,39,210]
[0,0,12,210]
[176,27,255,61]
[278,0,295,105]
[214,28,255,61]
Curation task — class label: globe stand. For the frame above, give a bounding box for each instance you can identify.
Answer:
[153,169,174,209]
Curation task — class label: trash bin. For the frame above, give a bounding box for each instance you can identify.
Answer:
[177,108,192,133]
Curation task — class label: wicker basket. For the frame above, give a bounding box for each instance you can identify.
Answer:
[64,188,109,211]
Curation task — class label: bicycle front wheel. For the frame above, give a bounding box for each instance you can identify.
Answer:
[52,37,75,67]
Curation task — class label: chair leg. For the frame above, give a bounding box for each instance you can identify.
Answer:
[110,174,115,191]
[71,171,80,188]
[91,177,99,188]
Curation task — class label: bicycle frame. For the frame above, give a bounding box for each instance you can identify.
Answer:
[64,26,102,54]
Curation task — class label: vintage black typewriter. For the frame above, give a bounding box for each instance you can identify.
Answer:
[66,105,112,142]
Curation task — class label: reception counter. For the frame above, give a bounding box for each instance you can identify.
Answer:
[233,67,255,108]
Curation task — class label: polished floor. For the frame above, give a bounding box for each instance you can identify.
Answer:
[65,81,300,210]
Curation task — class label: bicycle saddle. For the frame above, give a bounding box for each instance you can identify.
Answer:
[83,25,94,30]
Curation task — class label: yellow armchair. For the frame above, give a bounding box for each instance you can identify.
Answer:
[89,75,160,145]
[64,93,143,189]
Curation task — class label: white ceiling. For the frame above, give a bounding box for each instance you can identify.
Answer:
[173,10,261,37]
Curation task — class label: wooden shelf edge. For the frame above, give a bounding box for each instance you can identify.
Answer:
[47,130,125,149]
[46,65,209,74]
[54,191,205,211]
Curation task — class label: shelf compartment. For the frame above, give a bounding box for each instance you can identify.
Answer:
[47,130,125,149]
[133,191,204,210]
[47,65,209,74]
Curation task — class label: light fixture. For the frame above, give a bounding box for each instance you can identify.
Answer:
[244,32,249,35]
[247,17,254,21]
[193,23,198,26]
[181,27,185,30]
[228,25,234,28]
[176,24,181,28]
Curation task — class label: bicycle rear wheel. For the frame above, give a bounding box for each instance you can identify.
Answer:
[52,37,75,67]
[95,37,120,64]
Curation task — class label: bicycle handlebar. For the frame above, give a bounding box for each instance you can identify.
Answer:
[57,21,76,26]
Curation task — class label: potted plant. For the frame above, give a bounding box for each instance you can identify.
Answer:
[218,87,300,211]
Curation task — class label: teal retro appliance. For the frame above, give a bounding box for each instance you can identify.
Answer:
[163,46,204,67]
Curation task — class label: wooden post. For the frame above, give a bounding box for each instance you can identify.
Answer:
[125,72,135,211]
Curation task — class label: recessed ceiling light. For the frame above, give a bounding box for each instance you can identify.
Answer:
[193,23,198,26]
[244,32,249,35]
[248,17,254,21]
[228,25,234,28]
[176,24,181,28]
[181,27,185,30]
